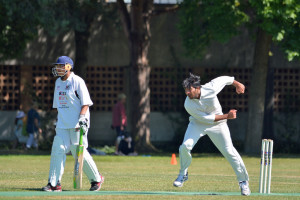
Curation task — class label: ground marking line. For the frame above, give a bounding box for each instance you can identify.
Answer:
[0,191,300,197]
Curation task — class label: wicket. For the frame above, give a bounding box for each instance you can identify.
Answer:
[259,139,274,194]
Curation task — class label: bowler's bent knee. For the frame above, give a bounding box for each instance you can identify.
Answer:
[179,143,191,154]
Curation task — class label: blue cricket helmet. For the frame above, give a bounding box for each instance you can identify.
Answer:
[53,56,74,69]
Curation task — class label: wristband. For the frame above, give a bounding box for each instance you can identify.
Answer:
[79,114,85,119]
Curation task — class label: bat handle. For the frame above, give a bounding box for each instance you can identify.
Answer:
[79,128,83,146]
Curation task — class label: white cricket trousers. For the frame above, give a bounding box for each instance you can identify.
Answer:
[48,128,101,186]
[179,119,249,182]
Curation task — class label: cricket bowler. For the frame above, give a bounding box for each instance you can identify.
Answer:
[173,73,251,196]
[42,56,104,191]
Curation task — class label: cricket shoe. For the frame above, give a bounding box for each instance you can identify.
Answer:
[239,181,251,196]
[90,175,104,191]
[173,172,188,187]
[42,182,62,192]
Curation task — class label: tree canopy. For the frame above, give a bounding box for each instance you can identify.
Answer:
[41,0,113,35]
[0,0,117,60]
[178,0,299,61]
[0,0,42,60]
[249,0,300,61]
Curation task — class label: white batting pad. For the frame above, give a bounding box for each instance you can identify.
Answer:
[70,145,101,183]
[49,136,66,186]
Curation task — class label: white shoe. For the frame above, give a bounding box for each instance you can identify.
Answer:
[239,181,251,196]
[173,173,188,187]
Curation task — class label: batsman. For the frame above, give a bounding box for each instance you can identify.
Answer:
[42,56,104,192]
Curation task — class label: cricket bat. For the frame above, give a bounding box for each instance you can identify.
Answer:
[73,128,84,189]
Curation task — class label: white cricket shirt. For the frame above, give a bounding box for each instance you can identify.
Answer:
[184,76,234,125]
[53,72,93,129]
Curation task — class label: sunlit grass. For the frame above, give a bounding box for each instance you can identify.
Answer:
[0,154,299,199]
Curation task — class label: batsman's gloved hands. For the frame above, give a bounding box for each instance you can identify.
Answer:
[79,115,88,135]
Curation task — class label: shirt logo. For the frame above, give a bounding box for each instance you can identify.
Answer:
[65,85,71,90]
[58,91,68,108]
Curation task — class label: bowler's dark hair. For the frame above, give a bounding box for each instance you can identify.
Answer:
[182,73,201,89]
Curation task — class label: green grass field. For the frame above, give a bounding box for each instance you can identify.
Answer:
[0,153,299,199]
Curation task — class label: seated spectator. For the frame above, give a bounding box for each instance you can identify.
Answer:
[118,132,138,156]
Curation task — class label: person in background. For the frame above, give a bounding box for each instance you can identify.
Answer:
[118,132,138,156]
[111,93,127,155]
[12,110,28,149]
[26,102,42,150]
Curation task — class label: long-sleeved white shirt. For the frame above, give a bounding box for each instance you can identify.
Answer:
[184,76,235,125]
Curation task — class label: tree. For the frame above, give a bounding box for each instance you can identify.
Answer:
[178,0,299,153]
[116,0,178,152]
[42,0,115,79]
[0,0,42,60]
[245,0,299,153]
[0,0,114,76]
[116,0,155,152]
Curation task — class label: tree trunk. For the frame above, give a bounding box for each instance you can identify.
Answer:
[245,28,272,154]
[129,65,153,151]
[118,0,156,152]
[74,30,90,79]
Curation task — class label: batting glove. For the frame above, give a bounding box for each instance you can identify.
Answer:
[79,115,88,135]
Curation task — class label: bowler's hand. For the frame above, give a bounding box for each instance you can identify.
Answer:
[227,109,237,119]
[79,115,88,135]
[236,83,245,94]
[233,80,245,94]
